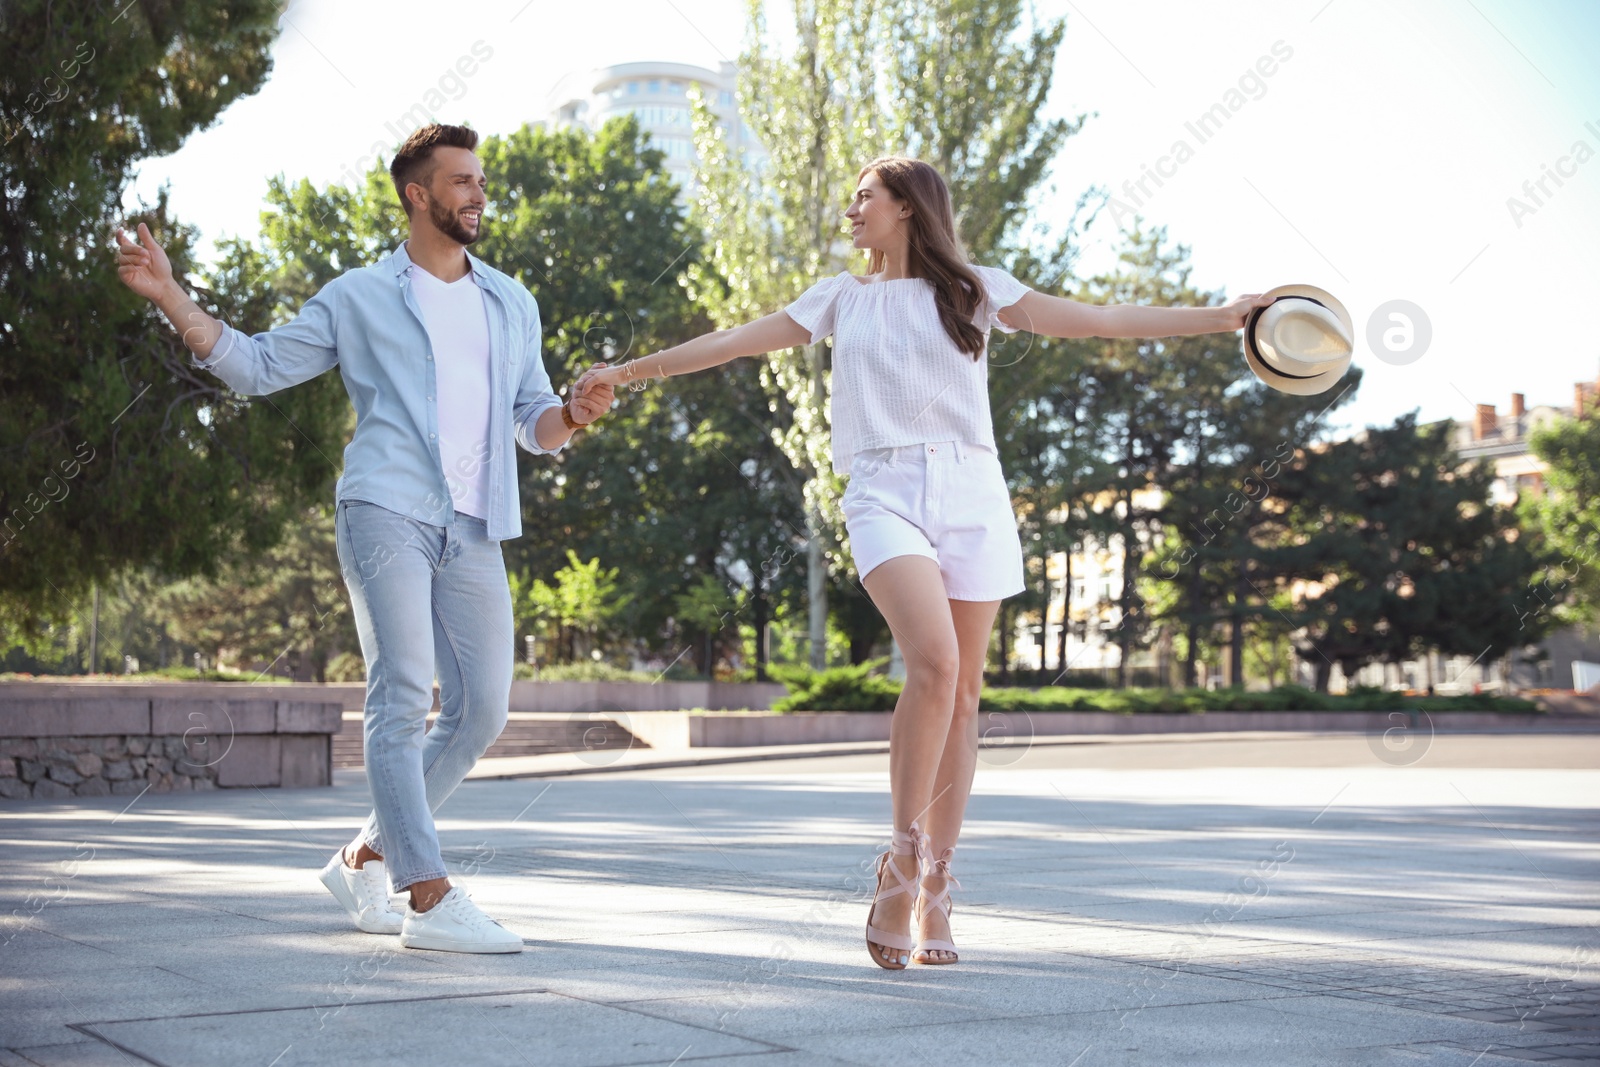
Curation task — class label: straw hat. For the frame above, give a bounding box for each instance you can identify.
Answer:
[1242,284,1354,395]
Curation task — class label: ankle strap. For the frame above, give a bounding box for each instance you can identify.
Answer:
[890,822,929,858]
[924,846,958,885]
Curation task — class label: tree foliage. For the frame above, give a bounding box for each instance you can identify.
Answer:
[1523,409,1600,628]
[1267,414,1553,690]
[0,0,353,641]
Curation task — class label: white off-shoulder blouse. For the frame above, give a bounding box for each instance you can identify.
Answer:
[783,264,1033,473]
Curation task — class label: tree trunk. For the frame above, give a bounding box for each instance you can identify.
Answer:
[1313,654,1333,693]
[807,522,827,670]
[752,571,768,682]
[1228,614,1243,687]
[1183,620,1199,688]
[998,603,1011,685]
[806,338,829,671]
[1231,567,1257,688]
[1038,548,1050,671]
[88,581,100,673]
[1055,551,1071,675]
[1116,516,1136,688]
[1228,588,1244,689]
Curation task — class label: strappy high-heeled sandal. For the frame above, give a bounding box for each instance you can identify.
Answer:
[866,822,926,970]
[912,844,961,965]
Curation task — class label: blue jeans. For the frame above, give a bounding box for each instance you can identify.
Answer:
[334,499,513,891]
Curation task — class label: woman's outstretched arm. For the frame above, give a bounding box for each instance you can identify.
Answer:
[997,290,1273,339]
[579,310,814,391]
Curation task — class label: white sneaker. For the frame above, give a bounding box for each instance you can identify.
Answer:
[318,851,404,935]
[399,887,524,954]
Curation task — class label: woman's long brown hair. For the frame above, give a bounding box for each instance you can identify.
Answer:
[857,157,988,360]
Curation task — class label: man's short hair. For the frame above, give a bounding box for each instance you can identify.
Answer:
[389,123,479,217]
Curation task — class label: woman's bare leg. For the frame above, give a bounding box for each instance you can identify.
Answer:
[859,555,961,966]
[915,596,1001,962]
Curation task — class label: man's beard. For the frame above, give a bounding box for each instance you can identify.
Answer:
[428,198,480,245]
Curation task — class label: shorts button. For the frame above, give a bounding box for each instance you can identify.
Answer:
[927,445,937,454]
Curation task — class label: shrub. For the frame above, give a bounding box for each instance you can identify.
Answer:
[770,658,902,712]
[325,652,366,682]
[512,661,660,682]
[769,667,1540,714]
[133,666,293,683]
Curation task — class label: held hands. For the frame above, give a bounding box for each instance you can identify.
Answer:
[567,363,616,425]
[1220,292,1275,331]
[574,361,631,394]
[114,222,175,304]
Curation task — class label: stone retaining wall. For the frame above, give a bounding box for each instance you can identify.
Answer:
[0,735,217,798]
[0,685,343,800]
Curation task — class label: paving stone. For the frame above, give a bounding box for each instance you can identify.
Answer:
[85,989,777,1066]
[0,742,1594,1065]
[0,1043,135,1067]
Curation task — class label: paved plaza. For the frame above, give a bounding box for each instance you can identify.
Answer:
[2,733,1597,1066]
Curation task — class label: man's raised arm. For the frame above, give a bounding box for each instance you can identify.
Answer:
[116,222,225,359]
[114,221,338,396]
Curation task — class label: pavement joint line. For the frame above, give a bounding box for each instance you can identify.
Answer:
[65,1024,163,1067]
[60,986,564,1027]
[547,988,792,1054]
[32,974,151,1067]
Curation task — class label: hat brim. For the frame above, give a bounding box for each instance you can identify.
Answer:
[1242,284,1355,396]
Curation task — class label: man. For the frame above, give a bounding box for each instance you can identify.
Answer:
[115,123,614,954]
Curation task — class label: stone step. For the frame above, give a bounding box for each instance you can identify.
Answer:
[332,712,638,768]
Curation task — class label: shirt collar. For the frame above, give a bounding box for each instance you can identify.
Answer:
[389,240,489,285]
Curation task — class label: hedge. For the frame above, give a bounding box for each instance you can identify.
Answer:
[769,663,1538,714]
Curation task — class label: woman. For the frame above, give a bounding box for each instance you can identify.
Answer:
[578,157,1270,969]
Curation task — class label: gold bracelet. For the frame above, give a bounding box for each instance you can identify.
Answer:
[627,357,651,392]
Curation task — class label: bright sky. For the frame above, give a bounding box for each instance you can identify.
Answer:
[123,0,1600,439]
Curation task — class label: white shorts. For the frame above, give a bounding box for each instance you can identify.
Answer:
[840,440,1025,602]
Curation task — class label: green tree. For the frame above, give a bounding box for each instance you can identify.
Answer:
[0,0,354,643]
[879,0,1083,262]
[1149,338,1361,688]
[1523,409,1600,627]
[513,550,631,665]
[1270,413,1554,691]
[151,504,355,681]
[476,119,805,677]
[1061,225,1259,686]
[673,573,742,677]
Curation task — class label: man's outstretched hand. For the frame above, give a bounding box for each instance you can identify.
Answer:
[115,222,176,304]
[568,362,616,424]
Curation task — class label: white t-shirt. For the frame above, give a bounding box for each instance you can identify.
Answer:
[783,264,1033,473]
[408,265,493,520]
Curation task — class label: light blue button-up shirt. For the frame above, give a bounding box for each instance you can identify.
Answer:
[196,241,566,541]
